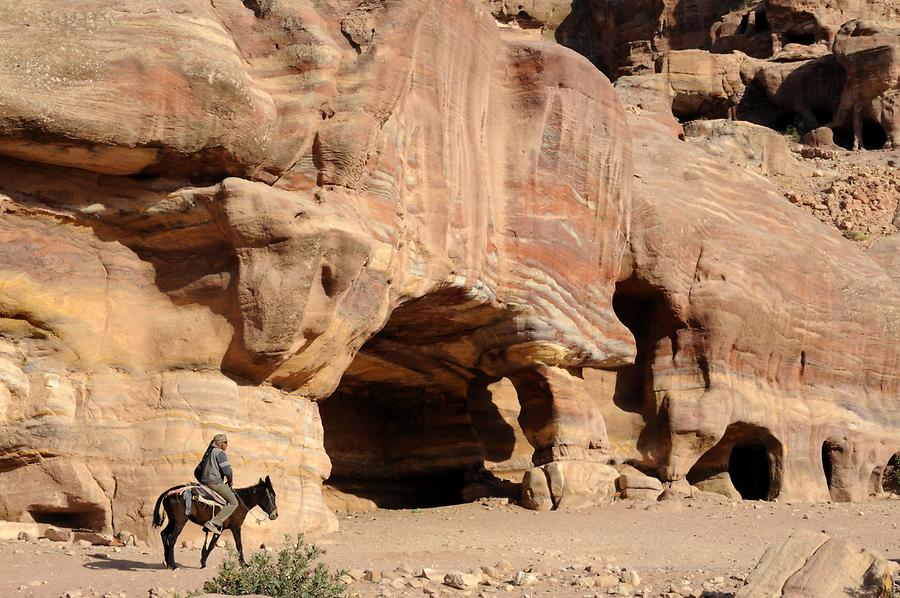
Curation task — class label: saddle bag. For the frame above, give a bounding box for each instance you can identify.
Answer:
[194,445,213,482]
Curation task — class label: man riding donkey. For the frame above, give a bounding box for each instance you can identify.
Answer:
[196,433,238,535]
[152,433,279,569]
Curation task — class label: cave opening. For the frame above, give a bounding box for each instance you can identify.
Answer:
[514,10,543,29]
[29,506,106,530]
[862,119,888,150]
[755,12,769,33]
[729,443,771,500]
[811,107,833,127]
[882,454,900,494]
[737,14,749,35]
[687,423,782,501]
[319,289,529,511]
[783,31,817,45]
[822,441,835,493]
[672,99,730,124]
[736,80,782,129]
[831,120,888,150]
[833,125,856,150]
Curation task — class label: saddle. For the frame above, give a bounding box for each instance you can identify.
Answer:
[165,483,228,517]
[166,482,228,505]
[191,483,228,507]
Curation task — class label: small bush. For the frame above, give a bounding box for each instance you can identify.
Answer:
[784,113,817,142]
[884,454,900,495]
[202,534,345,598]
[842,230,869,242]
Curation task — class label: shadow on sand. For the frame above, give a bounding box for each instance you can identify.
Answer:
[82,552,189,571]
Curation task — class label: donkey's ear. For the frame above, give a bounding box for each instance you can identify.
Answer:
[265,475,271,485]
[259,477,264,484]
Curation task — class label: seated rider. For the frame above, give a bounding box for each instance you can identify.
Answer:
[199,433,238,534]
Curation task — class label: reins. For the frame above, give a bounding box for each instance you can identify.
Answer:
[236,487,269,526]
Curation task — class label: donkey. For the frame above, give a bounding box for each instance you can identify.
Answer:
[152,476,278,570]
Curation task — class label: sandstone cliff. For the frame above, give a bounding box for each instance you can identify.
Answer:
[0,0,898,543]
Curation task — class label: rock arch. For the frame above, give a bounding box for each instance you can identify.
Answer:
[687,423,783,501]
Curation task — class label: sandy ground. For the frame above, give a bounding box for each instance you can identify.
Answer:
[4,495,900,598]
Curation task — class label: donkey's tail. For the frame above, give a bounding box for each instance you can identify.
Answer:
[152,484,186,528]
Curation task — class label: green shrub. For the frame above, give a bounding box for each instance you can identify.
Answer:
[202,534,346,598]
[842,230,869,242]
[784,113,817,142]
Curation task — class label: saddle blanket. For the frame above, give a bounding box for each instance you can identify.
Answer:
[165,483,228,505]
[165,483,228,516]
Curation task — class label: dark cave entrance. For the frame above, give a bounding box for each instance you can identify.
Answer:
[729,443,770,500]
[783,31,817,45]
[832,120,888,150]
[29,505,106,530]
[320,386,475,509]
[833,125,856,150]
[672,98,731,124]
[611,278,684,413]
[688,423,782,501]
[822,441,836,493]
[319,290,528,510]
[881,454,900,494]
[862,119,888,150]
[736,80,782,129]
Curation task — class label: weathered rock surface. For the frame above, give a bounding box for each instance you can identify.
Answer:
[617,465,663,501]
[0,0,633,536]
[736,531,893,597]
[603,112,900,502]
[0,0,899,542]
[683,118,812,177]
[833,19,900,150]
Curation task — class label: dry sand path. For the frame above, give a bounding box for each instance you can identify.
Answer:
[3,496,900,598]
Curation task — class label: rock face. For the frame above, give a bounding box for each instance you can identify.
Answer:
[0,0,899,543]
[833,20,900,149]
[605,112,900,502]
[0,0,632,538]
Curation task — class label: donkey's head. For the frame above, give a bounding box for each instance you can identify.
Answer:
[256,475,278,520]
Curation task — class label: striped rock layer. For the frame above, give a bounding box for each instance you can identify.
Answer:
[0,0,897,542]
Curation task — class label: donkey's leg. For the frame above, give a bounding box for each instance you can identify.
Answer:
[160,499,179,569]
[200,532,222,569]
[164,514,188,570]
[160,524,170,567]
[162,520,178,569]
[231,526,246,566]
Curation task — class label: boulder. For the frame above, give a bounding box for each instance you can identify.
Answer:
[663,50,747,120]
[72,530,116,546]
[444,572,479,590]
[44,527,73,543]
[521,467,554,511]
[801,126,836,148]
[521,460,619,510]
[616,466,663,501]
[736,531,893,597]
[0,522,45,541]
[684,119,813,177]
